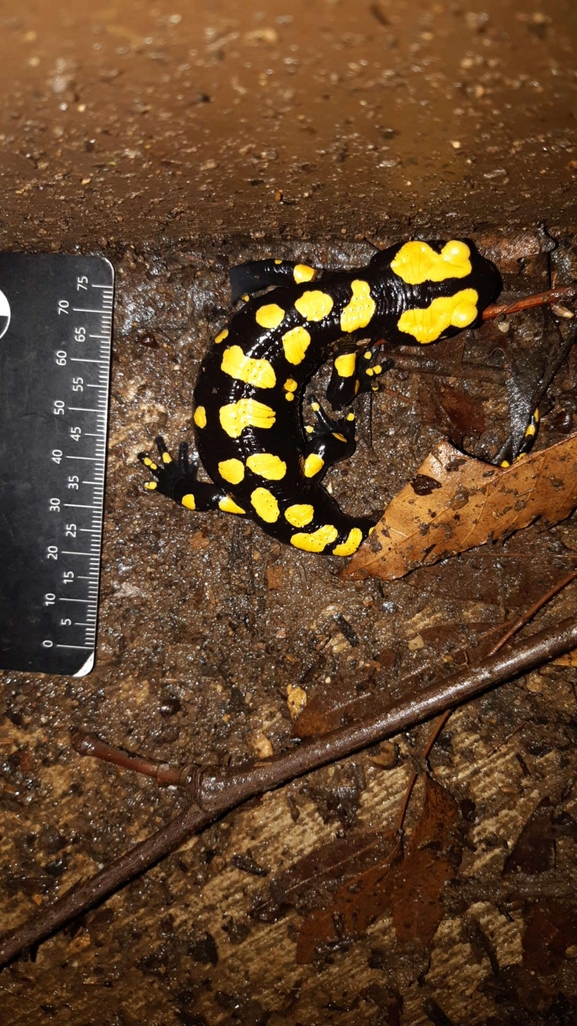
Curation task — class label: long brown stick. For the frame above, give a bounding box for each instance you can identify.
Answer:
[482,286,576,321]
[1,615,576,968]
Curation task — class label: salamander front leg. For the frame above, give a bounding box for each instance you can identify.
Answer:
[139,437,246,516]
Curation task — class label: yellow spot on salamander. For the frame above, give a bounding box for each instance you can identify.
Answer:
[194,406,207,428]
[340,280,376,333]
[305,424,314,435]
[290,524,338,552]
[162,451,172,464]
[282,325,311,365]
[255,303,285,329]
[251,487,280,523]
[347,412,355,421]
[332,527,364,557]
[534,409,540,423]
[525,423,537,437]
[303,453,324,477]
[274,259,282,264]
[215,328,229,344]
[332,432,347,443]
[218,458,245,484]
[182,494,196,510]
[285,392,295,401]
[310,401,320,412]
[144,481,157,490]
[219,399,276,438]
[293,263,316,283]
[143,457,157,470]
[246,453,287,480]
[397,288,479,344]
[219,495,246,515]
[221,344,276,389]
[284,378,298,392]
[285,504,315,528]
[334,352,357,378]
[294,290,334,322]
[391,240,472,285]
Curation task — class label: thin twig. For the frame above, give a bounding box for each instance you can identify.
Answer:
[482,286,576,321]
[397,570,577,830]
[1,615,576,969]
[395,710,452,833]
[378,352,505,383]
[72,732,194,788]
[488,569,577,657]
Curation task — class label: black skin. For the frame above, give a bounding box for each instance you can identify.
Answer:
[140,240,506,555]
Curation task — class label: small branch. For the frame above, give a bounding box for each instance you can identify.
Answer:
[482,286,576,321]
[391,567,577,835]
[71,731,195,789]
[488,569,577,657]
[1,615,576,968]
[379,351,505,383]
[395,710,452,834]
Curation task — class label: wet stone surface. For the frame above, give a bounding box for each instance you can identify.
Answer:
[0,0,576,250]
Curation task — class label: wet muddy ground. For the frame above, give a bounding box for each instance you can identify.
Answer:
[1,0,576,249]
[1,2,577,1025]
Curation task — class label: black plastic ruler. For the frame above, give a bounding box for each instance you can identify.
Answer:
[0,254,114,676]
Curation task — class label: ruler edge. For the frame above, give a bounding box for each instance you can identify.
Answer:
[0,252,115,677]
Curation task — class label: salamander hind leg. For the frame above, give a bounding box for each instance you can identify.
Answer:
[139,436,244,516]
[498,409,540,468]
[302,396,358,479]
[296,399,376,556]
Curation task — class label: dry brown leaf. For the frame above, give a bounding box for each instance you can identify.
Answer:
[251,830,395,924]
[292,690,384,739]
[344,433,577,582]
[295,833,401,963]
[391,776,462,947]
[295,777,463,962]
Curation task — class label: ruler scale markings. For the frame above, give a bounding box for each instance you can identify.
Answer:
[72,307,111,314]
[0,255,113,675]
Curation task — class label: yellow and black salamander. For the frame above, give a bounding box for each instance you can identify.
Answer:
[140,240,501,556]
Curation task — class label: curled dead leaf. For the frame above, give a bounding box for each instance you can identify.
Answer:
[344,433,577,582]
